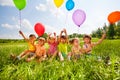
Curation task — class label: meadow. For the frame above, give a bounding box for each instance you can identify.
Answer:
[0,39,120,80]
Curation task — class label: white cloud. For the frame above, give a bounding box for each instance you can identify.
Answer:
[0,0,14,6]
[1,18,32,30]
[36,4,47,11]
[35,0,65,18]
[21,19,32,29]
[1,23,19,29]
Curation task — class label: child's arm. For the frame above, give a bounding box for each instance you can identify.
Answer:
[59,31,64,39]
[63,29,68,43]
[80,45,92,53]
[54,32,57,41]
[19,31,29,42]
[92,33,106,46]
[47,33,52,42]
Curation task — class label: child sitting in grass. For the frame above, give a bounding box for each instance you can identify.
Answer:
[68,38,90,61]
[58,29,68,61]
[47,32,58,61]
[27,37,47,62]
[83,33,106,55]
[47,32,58,56]
[11,31,36,61]
[68,38,82,61]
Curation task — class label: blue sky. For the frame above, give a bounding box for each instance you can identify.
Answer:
[0,0,120,39]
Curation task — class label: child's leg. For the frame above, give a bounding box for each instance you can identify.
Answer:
[17,50,30,59]
[43,52,47,59]
[67,52,72,61]
[50,51,58,61]
[26,54,36,62]
[58,52,64,61]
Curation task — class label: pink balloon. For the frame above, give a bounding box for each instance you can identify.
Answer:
[72,9,86,27]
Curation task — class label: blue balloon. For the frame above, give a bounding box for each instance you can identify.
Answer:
[66,0,75,11]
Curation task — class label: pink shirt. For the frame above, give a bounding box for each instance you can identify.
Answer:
[48,42,58,55]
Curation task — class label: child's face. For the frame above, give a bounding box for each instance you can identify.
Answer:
[38,40,44,46]
[49,38,55,44]
[84,38,91,44]
[60,38,66,43]
[30,36,36,41]
[73,39,79,46]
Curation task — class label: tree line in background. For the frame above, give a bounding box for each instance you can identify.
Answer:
[0,21,120,43]
[91,21,120,39]
[68,21,120,39]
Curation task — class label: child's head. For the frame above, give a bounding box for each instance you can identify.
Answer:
[83,35,91,44]
[72,38,79,46]
[29,34,36,41]
[49,37,56,44]
[60,35,67,43]
[38,37,45,46]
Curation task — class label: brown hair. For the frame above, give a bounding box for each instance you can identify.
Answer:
[83,35,91,40]
[29,34,36,38]
[71,38,79,44]
[61,35,66,39]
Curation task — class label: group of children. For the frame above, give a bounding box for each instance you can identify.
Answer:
[11,29,106,62]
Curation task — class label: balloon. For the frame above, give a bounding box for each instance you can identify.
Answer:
[108,11,120,24]
[13,0,26,10]
[72,9,86,27]
[54,0,64,8]
[66,0,75,11]
[34,23,45,36]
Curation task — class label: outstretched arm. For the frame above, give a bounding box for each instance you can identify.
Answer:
[54,32,57,41]
[19,31,28,42]
[93,33,106,46]
[59,30,64,40]
[63,29,68,43]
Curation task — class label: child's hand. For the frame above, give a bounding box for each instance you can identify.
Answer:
[61,31,64,33]
[19,31,23,35]
[54,32,56,36]
[63,28,66,33]
[48,33,52,37]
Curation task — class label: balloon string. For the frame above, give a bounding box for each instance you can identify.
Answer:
[77,27,80,38]
[56,8,59,18]
[19,10,21,30]
[65,12,68,25]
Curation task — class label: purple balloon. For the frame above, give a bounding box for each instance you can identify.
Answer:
[72,9,86,27]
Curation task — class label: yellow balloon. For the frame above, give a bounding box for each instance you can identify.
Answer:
[54,0,64,8]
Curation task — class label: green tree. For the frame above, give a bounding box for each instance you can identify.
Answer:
[91,31,97,38]
[42,33,48,39]
[107,24,115,39]
[96,28,102,38]
[115,21,120,38]
[103,23,108,32]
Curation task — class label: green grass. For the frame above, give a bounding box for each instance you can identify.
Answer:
[0,39,120,80]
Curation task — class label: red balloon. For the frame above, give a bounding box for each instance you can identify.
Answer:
[108,11,120,24]
[34,23,45,36]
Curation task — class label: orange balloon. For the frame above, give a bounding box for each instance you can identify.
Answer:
[108,11,120,24]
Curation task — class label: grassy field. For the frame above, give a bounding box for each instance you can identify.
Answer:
[0,39,120,80]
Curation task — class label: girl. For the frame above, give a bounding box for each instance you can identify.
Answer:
[58,29,68,61]
[83,33,106,55]
[68,38,86,61]
[71,38,83,60]
[47,32,58,61]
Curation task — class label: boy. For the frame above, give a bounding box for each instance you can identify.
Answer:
[11,31,36,61]
[58,29,68,61]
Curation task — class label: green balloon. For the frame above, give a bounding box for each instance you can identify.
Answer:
[13,0,26,10]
